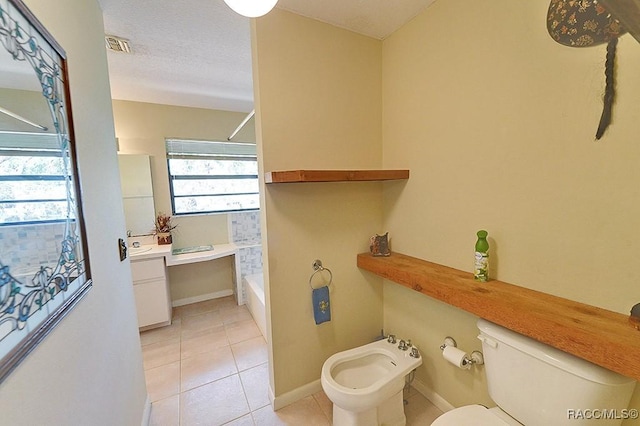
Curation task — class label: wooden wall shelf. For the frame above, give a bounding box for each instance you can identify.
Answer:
[265,169,409,184]
[357,252,640,381]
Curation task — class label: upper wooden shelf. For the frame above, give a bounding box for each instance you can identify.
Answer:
[264,169,409,184]
[357,252,640,381]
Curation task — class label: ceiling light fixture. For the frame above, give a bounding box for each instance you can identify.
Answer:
[223,0,278,18]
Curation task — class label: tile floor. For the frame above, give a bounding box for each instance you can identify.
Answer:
[141,296,443,425]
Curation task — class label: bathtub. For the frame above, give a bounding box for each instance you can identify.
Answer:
[243,273,267,339]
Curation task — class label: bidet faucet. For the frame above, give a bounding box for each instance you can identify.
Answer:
[410,347,420,358]
[398,340,408,351]
[387,334,397,344]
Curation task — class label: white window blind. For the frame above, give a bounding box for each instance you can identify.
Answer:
[165,139,259,215]
[0,132,73,225]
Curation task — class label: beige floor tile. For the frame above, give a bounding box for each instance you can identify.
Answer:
[181,310,224,340]
[405,391,443,425]
[225,319,262,345]
[313,390,333,424]
[149,395,180,426]
[222,304,253,325]
[181,346,238,392]
[181,324,229,359]
[180,374,250,426]
[239,363,270,411]
[140,321,181,346]
[251,396,330,426]
[232,336,268,371]
[142,338,181,370]
[211,295,239,311]
[224,414,255,425]
[145,361,181,402]
[250,406,285,426]
[174,299,219,319]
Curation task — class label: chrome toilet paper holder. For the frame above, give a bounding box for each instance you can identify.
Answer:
[440,336,484,367]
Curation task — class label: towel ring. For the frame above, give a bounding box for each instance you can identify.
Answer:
[309,259,333,290]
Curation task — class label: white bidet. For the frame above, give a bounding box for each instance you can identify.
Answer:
[321,337,422,426]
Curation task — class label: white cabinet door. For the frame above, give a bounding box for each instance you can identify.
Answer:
[133,279,171,328]
[131,257,170,328]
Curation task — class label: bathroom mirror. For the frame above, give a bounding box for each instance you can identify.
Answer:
[118,154,156,236]
[0,0,92,383]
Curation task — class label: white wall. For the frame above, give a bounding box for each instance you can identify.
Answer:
[0,1,148,424]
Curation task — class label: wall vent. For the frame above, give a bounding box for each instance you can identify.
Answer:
[105,35,131,53]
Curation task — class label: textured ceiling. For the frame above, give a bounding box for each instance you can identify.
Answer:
[277,0,435,40]
[97,0,436,113]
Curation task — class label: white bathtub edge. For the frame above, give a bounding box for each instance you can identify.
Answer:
[244,273,267,339]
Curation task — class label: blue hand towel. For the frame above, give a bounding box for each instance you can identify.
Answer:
[312,286,331,325]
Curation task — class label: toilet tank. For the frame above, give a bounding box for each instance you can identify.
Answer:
[477,319,636,426]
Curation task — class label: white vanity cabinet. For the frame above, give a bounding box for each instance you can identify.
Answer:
[131,256,171,329]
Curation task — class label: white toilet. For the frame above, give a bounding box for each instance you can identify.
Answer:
[321,337,422,426]
[432,319,637,426]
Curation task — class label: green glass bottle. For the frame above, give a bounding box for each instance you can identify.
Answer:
[474,230,489,282]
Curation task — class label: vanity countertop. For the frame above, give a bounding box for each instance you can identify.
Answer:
[129,244,172,261]
[129,243,239,265]
[166,243,237,266]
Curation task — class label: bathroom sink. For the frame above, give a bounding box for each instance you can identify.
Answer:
[129,246,152,255]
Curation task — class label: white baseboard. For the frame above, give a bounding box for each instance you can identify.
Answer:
[411,378,455,413]
[172,289,234,307]
[271,379,323,411]
[141,394,151,426]
[265,376,453,418]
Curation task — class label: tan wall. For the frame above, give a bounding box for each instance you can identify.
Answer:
[382,0,639,419]
[168,257,234,301]
[0,88,51,130]
[0,1,147,424]
[112,100,255,301]
[252,9,385,397]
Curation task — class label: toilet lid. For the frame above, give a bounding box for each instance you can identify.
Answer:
[431,405,515,426]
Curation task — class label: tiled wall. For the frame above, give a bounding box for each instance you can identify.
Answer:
[230,211,263,302]
[0,222,67,278]
[237,245,262,276]
[230,211,261,245]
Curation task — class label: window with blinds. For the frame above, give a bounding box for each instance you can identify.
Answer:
[165,139,259,215]
[0,132,74,225]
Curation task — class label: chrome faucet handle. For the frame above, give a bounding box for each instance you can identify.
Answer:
[387,334,397,344]
[398,339,408,351]
[406,339,412,347]
[410,346,420,358]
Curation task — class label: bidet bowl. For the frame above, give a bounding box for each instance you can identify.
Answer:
[321,339,422,413]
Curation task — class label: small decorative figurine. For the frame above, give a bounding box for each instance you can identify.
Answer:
[370,232,391,257]
[630,303,640,331]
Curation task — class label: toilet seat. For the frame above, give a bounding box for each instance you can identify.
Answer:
[431,404,522,426]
